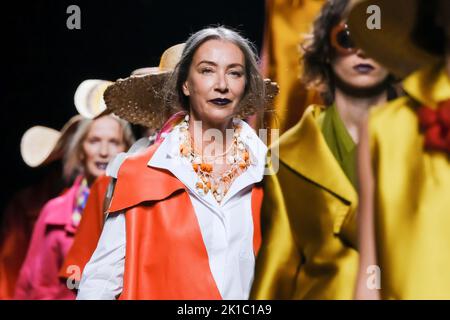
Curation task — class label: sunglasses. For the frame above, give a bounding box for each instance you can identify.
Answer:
[330,23,357,55]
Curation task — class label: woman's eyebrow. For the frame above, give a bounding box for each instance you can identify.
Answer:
[196,60,244,69]
[196,60,217,67]
[227,63,245,69]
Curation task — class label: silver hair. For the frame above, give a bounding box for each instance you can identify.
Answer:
[164,26,265,116]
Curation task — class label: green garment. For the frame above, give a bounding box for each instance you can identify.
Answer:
[319,104,357,188]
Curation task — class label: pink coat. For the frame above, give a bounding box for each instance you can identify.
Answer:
[14,177,84,300]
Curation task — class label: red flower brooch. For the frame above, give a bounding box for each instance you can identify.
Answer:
[417,99,450,154]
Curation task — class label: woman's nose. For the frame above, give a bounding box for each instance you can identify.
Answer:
[356,48,367,58]
[214,72,229,93]
[99,142,109,157]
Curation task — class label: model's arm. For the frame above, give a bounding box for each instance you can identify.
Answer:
[76,212,126,300]
[354,117,380,300]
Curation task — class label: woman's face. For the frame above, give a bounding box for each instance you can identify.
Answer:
[331,49,389,90]
[330,21,389,91]
[82,116,126,182]
[182,39,246,127]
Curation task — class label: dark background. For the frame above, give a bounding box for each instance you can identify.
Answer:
[1,0,265,218]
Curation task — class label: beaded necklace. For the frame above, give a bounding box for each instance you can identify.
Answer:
[178,115,251,203]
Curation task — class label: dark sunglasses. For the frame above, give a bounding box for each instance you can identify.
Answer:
[330,23,357,55]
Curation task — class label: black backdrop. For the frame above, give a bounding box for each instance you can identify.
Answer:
[1,0,265,217]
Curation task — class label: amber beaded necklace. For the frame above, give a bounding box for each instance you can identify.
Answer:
[178,115,251,203]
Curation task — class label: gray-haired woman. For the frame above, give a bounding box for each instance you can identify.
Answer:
[77,26,277,300]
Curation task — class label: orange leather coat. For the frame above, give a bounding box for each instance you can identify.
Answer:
[108,143,263,299]
[59,175,111,281]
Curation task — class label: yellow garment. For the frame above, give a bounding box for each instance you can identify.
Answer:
[251,105,358,299]
[368,63,450,299]
[262,0,324,133]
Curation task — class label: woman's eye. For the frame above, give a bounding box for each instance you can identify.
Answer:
[201,68,213,74]
[109,139,120,146]
[88,138,100,144]
[229,70,243,78]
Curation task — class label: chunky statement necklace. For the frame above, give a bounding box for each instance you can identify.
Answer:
[178,115,251,203]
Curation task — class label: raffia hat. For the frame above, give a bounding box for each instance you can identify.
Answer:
[103,43,185,128]
[74,79,113,119]
[347,0,443,78]
[131,67,161,76]
[20,115,83,167]
[104,43,279,128]
[21,78,114,167]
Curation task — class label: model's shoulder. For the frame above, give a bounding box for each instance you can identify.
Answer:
[273,104,324,150]
[109,142,160,180]
[370,96,417,123]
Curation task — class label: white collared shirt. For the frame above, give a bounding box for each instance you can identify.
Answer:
[77,119,267,300]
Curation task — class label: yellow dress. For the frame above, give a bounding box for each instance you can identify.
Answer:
[251,105,359,299]
[368,63,450,299]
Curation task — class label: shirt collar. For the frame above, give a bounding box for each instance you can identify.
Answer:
[148,118,268,207]
[44,175,83,233]
[276,105,357,206]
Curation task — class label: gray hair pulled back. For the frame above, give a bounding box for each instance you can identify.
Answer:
[164,26,265,117]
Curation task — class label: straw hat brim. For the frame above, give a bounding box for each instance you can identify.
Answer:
[74,79,113,119]
[104,71,279,128]
[347,0,442,78]
[104,71,172,128]
[20,115,83,167]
